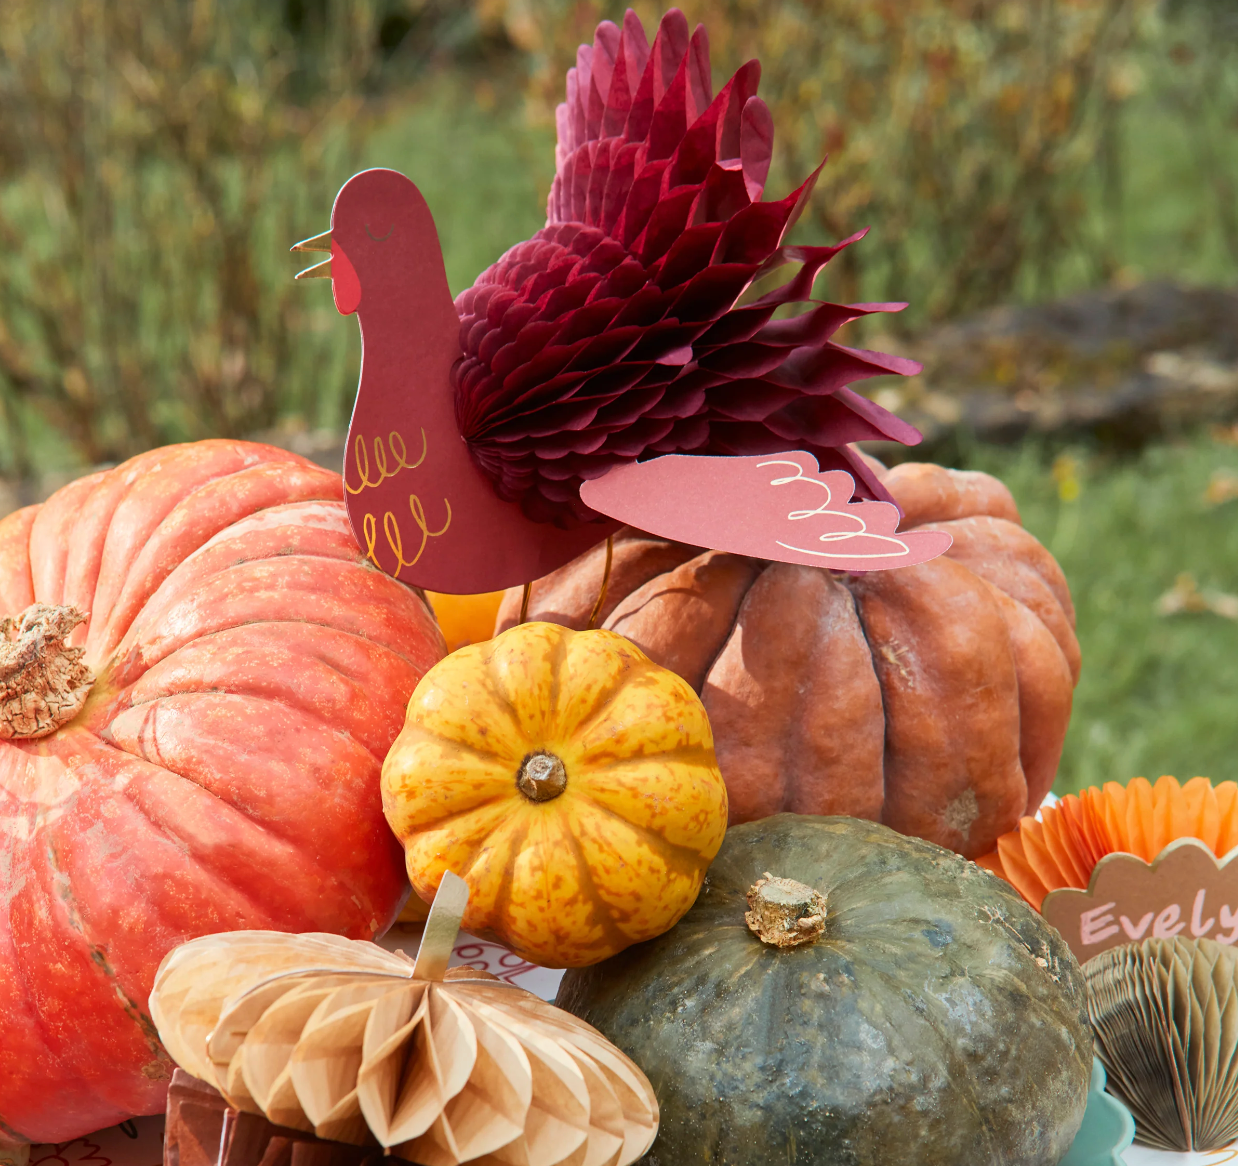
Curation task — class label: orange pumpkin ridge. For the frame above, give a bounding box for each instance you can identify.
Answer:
[0,440,445,1143]
[497,461,1078,860]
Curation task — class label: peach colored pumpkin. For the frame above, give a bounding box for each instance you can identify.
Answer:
[0,441,444,1144]
[498,462,1078,860]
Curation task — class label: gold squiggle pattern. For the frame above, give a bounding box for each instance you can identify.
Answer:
[346,429,427,495]
[362,494,453,577]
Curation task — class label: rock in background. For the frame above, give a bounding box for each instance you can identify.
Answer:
[871,281,1238,459]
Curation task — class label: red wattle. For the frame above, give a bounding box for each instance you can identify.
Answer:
[331,238,361,315]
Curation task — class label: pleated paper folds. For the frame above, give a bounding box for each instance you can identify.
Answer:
[1086,936,1238,1152]
[978,776,1238,910]
[150,931,658,1166]
[453,9,923,527]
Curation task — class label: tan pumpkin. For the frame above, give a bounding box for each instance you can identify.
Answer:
[497,462,1078,859]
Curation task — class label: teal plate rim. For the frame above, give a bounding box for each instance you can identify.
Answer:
[1059,1058,1137,1166]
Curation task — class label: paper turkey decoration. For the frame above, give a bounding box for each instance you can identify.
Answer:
[149,873,658,1166]
[292,8,950,594]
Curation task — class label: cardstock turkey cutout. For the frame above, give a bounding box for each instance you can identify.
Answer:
[294,9,949,593]
[581,451,951,571]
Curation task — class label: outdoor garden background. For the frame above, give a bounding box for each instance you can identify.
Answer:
[0,0,1234,794]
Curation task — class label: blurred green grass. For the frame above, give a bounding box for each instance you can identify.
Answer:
[361,89,553,298]
[1,1,1235,794]
[962,434,1238,795]
[362,40,1238,300]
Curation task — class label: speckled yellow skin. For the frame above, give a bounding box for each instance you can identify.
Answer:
[382,622,728,968]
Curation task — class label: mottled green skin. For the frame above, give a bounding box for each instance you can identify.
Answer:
[557,815,1092,1166]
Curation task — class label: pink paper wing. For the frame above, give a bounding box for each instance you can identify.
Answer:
[580,452,952,572]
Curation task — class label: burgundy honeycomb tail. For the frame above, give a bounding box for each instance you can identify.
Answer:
[453,8,922,527]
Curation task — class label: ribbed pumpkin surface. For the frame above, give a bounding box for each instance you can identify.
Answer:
[498,461,1079,859]
[558,815,1093,1166]
[0,441,444,1143]
[382,622,728,968]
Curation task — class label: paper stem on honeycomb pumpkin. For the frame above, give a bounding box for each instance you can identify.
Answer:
[412,870,469,981]
[0,603,94,740]
[517,751,568,802]
[745,873,828,948]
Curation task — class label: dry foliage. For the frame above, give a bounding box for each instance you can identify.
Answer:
[482,0,1153,326]
[0,0,382,471]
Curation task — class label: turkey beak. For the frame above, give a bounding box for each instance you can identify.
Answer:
[292,230,333,279]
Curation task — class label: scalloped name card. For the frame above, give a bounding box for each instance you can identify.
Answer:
[1042,838,1238,964]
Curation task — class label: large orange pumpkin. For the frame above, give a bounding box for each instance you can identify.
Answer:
[382,621,728,968]
[0,441,444,1144]
[497,461,1079,860]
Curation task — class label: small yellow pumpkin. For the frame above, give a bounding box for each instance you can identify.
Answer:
[381,621,728,967]
[425,588,505,652]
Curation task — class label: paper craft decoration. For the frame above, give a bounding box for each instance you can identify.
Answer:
[1086,936,1238,1152]
[978,775,1238,911]
[1042,838,1238,964]
[149,873,659,1166]
[579,451,950,571]
[292,8,946,594]
[375,928,566,1004]
[165,1070,381,1166]
[23,1119,164,1166]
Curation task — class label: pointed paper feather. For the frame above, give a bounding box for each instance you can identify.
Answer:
[453,8,924,527]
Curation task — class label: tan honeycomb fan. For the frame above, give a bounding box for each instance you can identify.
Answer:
[1086,935,1238,1152]
[149,873,658,1166]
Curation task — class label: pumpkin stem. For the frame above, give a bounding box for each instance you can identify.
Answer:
[0,604,94,740]
[745,873,828,948]
[517,751,568,802]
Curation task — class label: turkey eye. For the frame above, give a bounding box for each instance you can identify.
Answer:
[365,222,394,242]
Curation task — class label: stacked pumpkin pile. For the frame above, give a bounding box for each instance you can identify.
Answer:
[0,443,1096,1165]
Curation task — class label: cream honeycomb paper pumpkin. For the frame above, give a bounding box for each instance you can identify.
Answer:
[149,873,658,1166]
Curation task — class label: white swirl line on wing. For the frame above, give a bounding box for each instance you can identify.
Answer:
[758,458,911,558]
[775,538,913,559]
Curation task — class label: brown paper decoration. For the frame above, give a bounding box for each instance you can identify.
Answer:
[165,1069,383,1166]
[1085,935,1238,1151]
[150,872,658,1166]
[1042,838,1238,963]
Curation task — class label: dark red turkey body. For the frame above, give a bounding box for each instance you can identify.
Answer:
[451,8,923,528]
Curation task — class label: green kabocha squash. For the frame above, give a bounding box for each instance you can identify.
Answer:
[557,815,1092,1166]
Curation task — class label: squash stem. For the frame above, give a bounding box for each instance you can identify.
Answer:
[745,873,828,948]
[517,751,568,801]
